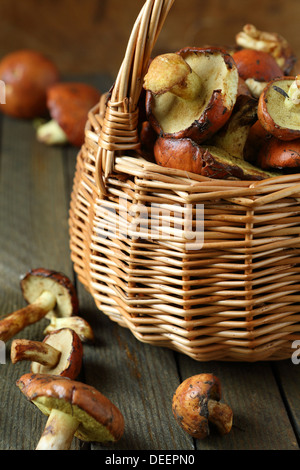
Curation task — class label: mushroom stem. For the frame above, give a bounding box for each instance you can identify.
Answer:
[0,290,56,342]
[285,75,300,110]
[36,408,80,450]
[207,399,233,435]
[36,118,68,145]
[11,338,61,368]
[144,53,202,100]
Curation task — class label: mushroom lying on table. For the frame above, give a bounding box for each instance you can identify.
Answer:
[43,315,94,343]
[16,373,125,450]
[0,49,60,119]
[172,373,233,439]
[11,328,83,379]
[0,268,78,343]
[144,47,239,144]
[36,82,101,147]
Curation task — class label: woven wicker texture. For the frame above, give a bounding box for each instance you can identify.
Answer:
[69,0,300,361]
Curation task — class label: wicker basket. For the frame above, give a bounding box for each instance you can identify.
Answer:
[69,0,300,361]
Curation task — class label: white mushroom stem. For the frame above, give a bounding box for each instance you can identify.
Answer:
[0,290,56,343]
[285,75,300,109]
[11,338,61,367]
[36,408,80,450]
[44,316,94,343]
[36,119,68,145]
[144,53,202,100]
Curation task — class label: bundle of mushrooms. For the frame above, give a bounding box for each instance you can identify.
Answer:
[142,24,300,177]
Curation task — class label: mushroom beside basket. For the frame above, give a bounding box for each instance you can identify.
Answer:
[68,0,300,362]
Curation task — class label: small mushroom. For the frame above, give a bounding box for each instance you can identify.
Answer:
[0,268,78,343]
[235,24,296,75]
[172,373,233,439]
[43,315,94,343]
[0,49,59,119]
[11,328,83,379]
[257,76,300,141]
[144,47,239,144]
[16,373,125,450]
[36,82,101,147]
[257,136,300,170]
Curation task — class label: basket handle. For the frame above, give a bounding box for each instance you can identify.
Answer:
[95,0,174,193]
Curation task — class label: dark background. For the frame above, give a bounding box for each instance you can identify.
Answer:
[0,0,299,81]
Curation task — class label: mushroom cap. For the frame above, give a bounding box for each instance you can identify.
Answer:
[154,136,277,180]
[46,82,101,147]
[20,268,78,319]
[232,48,283,82]
[145,46,239,144]
[0,49,59,119]
[257,136,300,170]
[172,373,221,439]
[257,77,300,141]
[31,328,83,379]
[16,373,125,443]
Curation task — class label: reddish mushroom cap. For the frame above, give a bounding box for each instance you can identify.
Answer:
[46,82,101,147]
[0,49,59,119]
[232,49,283,82]
[257,137,300,170]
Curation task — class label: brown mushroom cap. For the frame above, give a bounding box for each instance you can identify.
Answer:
[16,373,125,444]
[0,49,59,119]
[144,46,239,144]
[232,48,283,82]
[258,77,300,141]
[172,373,233,439]
[30,328,83,379]
[154,136,277,180]
[46,82,101,147]
[21,268,78,319]
[257,137,300,170]
[235,24,296,76]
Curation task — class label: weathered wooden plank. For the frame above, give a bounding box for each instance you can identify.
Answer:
[273,360,300,444]
[0,115,79,449]
[77,286,194,450]
[175,355,299,450]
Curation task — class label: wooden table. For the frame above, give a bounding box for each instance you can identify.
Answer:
[0,75,300,452]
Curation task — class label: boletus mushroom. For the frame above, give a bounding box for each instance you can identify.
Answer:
[172,373,233,439]
[257,76,300,141]
[43,315,94,343]
[235,24,296,76]
[232,48,283,98]
[154,136,277,180]
[257,136,300,170]
[37,82,101,147]
[0,268,78,343]
[0,49,59,119]
[144,47,239,144]
[16,373,125,449]
[11,328,83,379]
